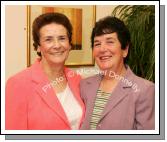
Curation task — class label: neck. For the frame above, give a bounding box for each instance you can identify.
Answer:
[40,58,65,80]
[99,64,127,93]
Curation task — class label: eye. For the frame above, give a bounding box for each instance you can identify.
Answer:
[43,37,53,43]
[94,42,101,47]
[45,38,52,41]
[59,37,66,40]
[107,41,114,44]
[58,36,67,41]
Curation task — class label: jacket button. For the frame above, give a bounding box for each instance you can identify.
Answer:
[98,124,101,127]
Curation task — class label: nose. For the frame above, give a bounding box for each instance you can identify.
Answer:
[52,38,61,49]
[99,43,108,52]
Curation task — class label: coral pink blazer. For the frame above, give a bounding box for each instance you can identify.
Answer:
[6,59,85,130]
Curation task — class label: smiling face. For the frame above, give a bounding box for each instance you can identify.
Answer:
[38,23,71,65]
[93,32,128,72]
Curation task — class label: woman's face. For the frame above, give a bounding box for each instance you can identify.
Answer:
[38,23,71,65]
[93,32,128,72]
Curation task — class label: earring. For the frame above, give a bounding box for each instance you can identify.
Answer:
[123,55,126,58]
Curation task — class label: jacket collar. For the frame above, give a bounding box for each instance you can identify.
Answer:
[84,66,136,92]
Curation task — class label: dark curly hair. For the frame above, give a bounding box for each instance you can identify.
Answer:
[91,16,131,63]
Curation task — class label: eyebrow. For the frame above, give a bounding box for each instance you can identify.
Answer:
[58,35,67,38]
[42,35,67,39]
[106,37,116,40]
[94,37,116,43]
[43,36,53,39]
[94,40,100,43]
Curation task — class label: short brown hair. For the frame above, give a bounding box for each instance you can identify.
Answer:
[32,12,72,56]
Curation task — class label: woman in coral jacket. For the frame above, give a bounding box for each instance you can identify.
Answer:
[5,12,85,130]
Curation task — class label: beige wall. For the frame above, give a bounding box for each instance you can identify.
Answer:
[5,5,117,81]
[96,5,117,20]
[5,5,27,81]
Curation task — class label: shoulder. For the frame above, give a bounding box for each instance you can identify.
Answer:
[131,73,154,93]
[79,74,99,100]
[80,74,100,86]
[5,67,33,102]
[125,67,155,97]
[6,67,32,88]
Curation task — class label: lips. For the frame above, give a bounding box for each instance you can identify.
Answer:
[99,55,112,61]
[50,51,65,55]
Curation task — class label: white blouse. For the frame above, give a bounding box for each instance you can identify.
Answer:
[56,84,82,129]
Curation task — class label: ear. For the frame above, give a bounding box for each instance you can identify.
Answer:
[37,46,41,52]
[123,45,129,58]
[36,46,42,56]
[69,44,72,51]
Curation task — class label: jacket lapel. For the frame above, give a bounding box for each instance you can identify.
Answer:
[84,75,102,129]
[100,81,131,120]
[100,67,134,121]
[35,82,70,127]
[30,59,71,128]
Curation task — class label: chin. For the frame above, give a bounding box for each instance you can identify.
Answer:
[49,58,65,65]
[98,63,112,71]
[100,67,111,72]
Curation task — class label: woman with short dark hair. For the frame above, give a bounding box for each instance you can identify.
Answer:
[80,16,155,130]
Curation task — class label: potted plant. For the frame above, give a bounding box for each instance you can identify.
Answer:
[112,5,155,82]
